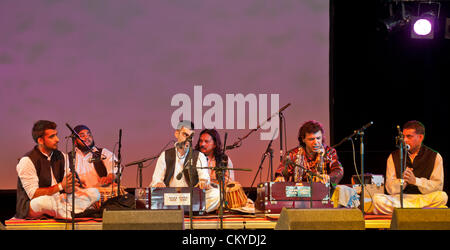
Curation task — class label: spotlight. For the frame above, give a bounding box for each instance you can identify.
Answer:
[411,13,435,39]
[410,2,440,40]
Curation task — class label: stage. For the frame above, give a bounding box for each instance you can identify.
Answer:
[4,213,392,230]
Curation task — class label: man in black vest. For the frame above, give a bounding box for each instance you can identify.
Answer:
[373,120,448,214]
[70,125,118,188]
[150,121,214,211]
[16,120,100,219]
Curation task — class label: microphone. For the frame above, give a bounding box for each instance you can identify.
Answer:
[176,171,183,180]
[397,125,402,135]
[88,154,106,163]
[360,121,374,131]
[406,144,410,150]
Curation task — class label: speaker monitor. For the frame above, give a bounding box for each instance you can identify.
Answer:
[390,208,450,230]
[275,208,365,230]
[102,209,184,230]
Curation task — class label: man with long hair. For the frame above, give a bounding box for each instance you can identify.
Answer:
[195,129,254,213]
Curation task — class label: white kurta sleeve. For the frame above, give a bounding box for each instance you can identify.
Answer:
[16,157,39,199]
[150,151,166,187]
[385,154,405,195]
[196,152,210,182]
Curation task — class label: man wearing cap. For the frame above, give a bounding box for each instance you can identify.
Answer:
[70,124,118,188]
[150,121,216,212]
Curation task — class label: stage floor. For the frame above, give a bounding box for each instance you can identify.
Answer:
[4,214,392,230]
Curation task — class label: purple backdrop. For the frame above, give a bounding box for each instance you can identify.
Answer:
[0,0,329,189]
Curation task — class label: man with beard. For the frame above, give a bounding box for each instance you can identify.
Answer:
[150,121,214,211]
[69,125,118,188]
[16,120,100,219]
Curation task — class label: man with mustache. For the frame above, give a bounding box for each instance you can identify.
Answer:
[16,120,100,219]
[195,129,254,213]
[372,120,448,214]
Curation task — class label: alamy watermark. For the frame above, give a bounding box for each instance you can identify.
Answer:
[170,85,279,140]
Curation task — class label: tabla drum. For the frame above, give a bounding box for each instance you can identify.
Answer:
[225,181,248,209]
[93,185,126,209]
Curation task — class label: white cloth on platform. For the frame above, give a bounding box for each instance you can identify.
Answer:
[29,188,100,219]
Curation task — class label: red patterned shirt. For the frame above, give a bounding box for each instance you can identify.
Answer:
[276,145,343,184]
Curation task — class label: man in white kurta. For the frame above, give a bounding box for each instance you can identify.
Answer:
[150,121,216,212]
[372,121,448,214]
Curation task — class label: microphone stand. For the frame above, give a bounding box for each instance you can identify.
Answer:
[225,103,290,151]
[69,136,76,230]
[124,155,158,188]
[396,125,406,209]
[250,128,278,189]
[331,121,373,215]
[217,133,228,230]
[65,123,97,229]
[185,139,194,230]
[278,104,290,164]
[205,133,252,230]
[125,139,175,188]
[116,129,123,195]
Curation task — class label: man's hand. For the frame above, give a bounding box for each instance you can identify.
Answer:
[61,173,75,193]
[153,182,166,188]
[320,174,330,184]
[195,179,210,190]
[99,174,115,186]
[403,167,416,185]
[274,176,285,182]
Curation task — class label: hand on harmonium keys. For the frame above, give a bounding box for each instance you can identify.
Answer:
[274,176,285,182]
[310,173,330,184]
[195,179,211,190]
[153,182,166,188]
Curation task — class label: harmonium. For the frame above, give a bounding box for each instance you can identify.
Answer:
[135,187,206,215]
[255,182,333,214]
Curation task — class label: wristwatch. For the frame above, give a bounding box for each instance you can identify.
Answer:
[58,183,64,192]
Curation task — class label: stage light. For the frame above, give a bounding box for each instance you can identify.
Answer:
[410,2,441,40]
[411,13,435,39]
[413,18,433,35]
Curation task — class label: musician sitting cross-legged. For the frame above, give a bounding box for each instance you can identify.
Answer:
[150,121,216,212]
[372,121,448,214]
[16,120,100,220]
[69,125,125,208]
[195,129,254,213]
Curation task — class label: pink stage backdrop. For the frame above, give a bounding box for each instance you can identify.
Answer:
[0,0,329,189]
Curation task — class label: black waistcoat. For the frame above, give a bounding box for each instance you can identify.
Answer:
[16,146,66,218]
[163,147,200,187]
[391,145,437,194]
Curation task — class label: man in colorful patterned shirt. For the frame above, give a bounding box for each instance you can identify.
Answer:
[275,120,343,186]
